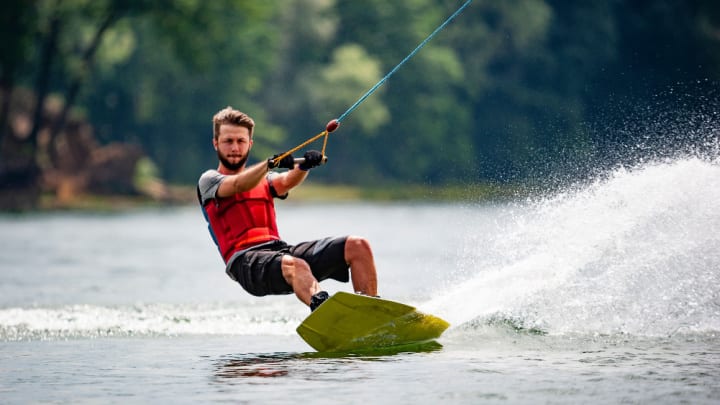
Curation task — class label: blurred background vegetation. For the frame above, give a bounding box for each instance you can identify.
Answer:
[1,0,719,209]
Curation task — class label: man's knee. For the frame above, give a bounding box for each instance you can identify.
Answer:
[281,255,311,281]
[345,236,373,260]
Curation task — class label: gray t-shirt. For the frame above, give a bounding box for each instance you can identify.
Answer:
[197,170,225,205]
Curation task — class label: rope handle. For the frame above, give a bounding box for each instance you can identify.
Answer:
[270,119,339,167]
[293,156,329,165]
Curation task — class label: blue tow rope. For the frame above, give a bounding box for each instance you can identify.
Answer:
[336,0,474,123]
[272,0,474,164]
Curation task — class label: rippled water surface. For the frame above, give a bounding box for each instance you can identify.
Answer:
[1,157,719,403]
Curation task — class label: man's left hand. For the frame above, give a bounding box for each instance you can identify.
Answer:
[299,150,324,171]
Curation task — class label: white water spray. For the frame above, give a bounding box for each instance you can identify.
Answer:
[427,156,720,337]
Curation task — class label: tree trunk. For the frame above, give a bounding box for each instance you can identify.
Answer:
[28,15,60,152]
[50,11,118,143]
[0,11,60,210]
[0,74,13,155]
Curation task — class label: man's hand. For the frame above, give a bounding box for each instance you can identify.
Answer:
[299,150,324,171]
[268,154,295,169]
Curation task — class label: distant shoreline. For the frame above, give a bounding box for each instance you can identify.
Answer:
[23,182,525,212]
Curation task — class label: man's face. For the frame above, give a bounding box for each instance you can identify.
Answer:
[214,124,252,171]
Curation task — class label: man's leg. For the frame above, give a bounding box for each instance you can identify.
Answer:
[281,254,321,306]
[344,236,378,296]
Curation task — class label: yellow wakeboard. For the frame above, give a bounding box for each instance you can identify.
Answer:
[296,292,450,352]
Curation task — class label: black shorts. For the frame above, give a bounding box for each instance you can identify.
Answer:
[226,236,350,296]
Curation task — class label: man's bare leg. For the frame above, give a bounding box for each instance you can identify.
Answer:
[281,255,320,306]
[344,236,378,296]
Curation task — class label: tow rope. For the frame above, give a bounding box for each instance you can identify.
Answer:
[272,0,474,166]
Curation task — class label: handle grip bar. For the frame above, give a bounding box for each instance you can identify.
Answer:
[293,155,328,165]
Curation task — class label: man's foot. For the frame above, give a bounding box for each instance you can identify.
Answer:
[310,291,330,312]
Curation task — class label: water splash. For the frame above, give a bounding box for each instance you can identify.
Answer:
[0,301,305,341]
[427,156,720,337]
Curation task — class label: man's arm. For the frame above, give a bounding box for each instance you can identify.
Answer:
[270,150,325,196]
[270,166,309,197]
[215,160,270,198]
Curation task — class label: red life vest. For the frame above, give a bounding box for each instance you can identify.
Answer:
[202,178,280,263]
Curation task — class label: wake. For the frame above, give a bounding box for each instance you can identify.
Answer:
[426,155,720,337]
[0,301,305,341]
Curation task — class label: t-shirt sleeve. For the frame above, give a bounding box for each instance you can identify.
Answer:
[197,170,225,205]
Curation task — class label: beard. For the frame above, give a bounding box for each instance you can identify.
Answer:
[217,150,248,171]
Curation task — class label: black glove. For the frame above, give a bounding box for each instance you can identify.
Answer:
[268,153,295,169]
[299,150,324,171]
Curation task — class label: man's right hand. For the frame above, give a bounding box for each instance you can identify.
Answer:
[268,153,295,169]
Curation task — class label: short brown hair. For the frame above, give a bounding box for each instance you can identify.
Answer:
[212,106,255,140]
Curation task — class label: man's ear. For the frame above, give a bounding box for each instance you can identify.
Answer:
[212,138,218,151]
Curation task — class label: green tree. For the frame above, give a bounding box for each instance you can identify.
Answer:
[1,0,149,208]
[6,0,720,205]
[84,1,281,183]
[0,0,37,150]
[305,0,476,184]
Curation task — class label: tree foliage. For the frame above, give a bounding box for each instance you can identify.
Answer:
[3,0,719,192]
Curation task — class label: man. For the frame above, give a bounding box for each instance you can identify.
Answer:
[197,106,378,311]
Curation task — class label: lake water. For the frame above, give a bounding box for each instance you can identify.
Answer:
[1,157,719,403]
